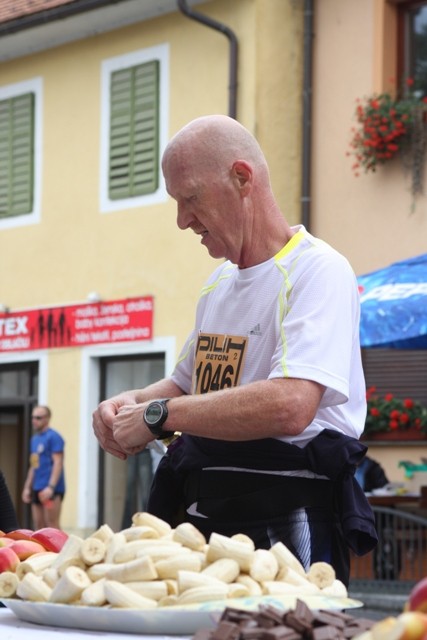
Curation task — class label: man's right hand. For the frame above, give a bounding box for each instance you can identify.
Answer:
[21,487,32,504]
[92,391,139,459]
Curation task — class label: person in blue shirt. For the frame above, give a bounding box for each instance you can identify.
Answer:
[22,406,66,530]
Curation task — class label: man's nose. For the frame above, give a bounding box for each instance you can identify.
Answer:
[176,203,193,230]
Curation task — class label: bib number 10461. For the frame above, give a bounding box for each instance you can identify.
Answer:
[192,333,248,395]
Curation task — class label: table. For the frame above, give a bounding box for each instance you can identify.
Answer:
[0,607,191,640]
[367,493,421,507]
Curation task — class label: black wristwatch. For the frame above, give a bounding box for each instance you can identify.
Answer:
[143,399,174,439]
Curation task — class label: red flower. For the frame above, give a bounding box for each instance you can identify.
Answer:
[364,390,427,437]
[348,81,427,179]
[366,386,377,400]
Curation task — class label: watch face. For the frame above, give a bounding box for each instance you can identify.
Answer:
[145,402,163,425]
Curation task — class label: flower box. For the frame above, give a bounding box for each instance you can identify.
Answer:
[363,387,427,441]
[348,78,427,199]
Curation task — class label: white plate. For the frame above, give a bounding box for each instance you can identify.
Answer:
[1,595,363,636]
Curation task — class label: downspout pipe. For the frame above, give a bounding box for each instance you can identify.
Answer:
[177,0,238,119]
[301,0,314,231]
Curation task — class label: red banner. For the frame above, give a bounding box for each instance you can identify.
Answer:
[0,296,153,353]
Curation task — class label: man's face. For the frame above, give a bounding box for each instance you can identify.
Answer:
[31,410,49,433]
[164,156,244,264]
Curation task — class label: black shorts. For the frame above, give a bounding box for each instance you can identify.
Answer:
[31,490,64,505]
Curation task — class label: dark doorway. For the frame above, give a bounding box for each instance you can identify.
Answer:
[0,362,39,528]
[97,353,165,531]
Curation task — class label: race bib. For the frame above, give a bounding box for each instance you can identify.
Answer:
[192,333,248,395]
[30,452,39,469]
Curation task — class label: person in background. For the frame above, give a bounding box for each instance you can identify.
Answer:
[92,115,377,587]
[0,469,19,533]
[355,455,389,493]
[22,405,65,530]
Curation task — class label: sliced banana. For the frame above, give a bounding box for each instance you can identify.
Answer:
[104,579,158,609]
[6,511,342,612]
[172,522,206,551]
[0,571,19,598]
[249,548,279,582]
[49,565,92,603]
[80,537,106,565]
[306,561,336,589]
[16,572,52,602]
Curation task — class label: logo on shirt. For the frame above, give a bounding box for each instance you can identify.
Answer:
[249,323,262,336]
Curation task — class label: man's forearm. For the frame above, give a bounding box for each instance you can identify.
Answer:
[49,455,64,488]
[23,467,34,490]
[164,378,325,441]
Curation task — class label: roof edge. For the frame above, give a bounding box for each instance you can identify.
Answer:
[0,0,122,36]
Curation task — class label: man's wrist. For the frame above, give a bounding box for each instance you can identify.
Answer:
[143,399,174,439]
[48,484,55,491]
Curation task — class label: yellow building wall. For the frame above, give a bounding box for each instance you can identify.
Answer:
[0,0,304,533]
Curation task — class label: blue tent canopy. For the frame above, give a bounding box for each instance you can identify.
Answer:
[357,253,427,349]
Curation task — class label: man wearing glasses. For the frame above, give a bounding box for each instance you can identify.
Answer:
[22,406,66,530]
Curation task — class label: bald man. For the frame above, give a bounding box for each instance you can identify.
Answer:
[93,115,376,585]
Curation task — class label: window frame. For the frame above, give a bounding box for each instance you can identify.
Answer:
[99,43,169,214]
[0,77,42,230]
[397,0,427,91]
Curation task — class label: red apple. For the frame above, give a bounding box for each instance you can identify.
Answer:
[4,528,34,541]
[31,527,68,552]
[9,539,46,560]
[408,577,427,613]
[398,611,427,640]
[0,537,13,547]
[0,546,20,573]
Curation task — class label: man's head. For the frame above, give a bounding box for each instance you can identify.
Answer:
[162,115,281,268]
[31,406,51,433]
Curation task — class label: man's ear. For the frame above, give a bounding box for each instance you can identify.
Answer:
[231,160,252,194]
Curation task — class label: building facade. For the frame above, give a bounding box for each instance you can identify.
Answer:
[0,0,304,534]
[1,0,426,533]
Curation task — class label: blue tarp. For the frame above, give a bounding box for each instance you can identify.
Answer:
[357,253,427,349]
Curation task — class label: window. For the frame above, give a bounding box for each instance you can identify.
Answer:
[362,348,427,407]
[398,1,427,95]
[0,78,42,229]
[100,44,169,213]
[109,61,159,200]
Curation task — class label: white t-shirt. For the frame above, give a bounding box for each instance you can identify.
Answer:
[171,226,366,445]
